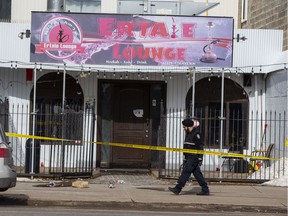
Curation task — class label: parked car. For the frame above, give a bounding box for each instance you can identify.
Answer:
[0,123,16,191]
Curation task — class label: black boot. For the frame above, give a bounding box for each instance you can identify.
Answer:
[168,186,181,195]
[196,190,210,196]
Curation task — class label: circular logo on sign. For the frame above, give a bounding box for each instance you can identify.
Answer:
[39,16,83,60]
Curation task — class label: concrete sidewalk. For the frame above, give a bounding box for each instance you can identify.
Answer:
[1,175,287,214]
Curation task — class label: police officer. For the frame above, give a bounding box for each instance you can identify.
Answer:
[168,118,210,195]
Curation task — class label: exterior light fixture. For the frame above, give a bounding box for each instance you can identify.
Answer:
[18,30,31,39]
[235,34,247,42]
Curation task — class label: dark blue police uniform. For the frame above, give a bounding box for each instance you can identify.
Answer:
[169,119,209,195]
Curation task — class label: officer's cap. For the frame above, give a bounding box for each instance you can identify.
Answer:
[182,119,194,127]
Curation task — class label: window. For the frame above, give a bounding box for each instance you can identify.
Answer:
[241,0,248,22]
[243,73,252,87]
[66,0,101,13]
[30,73,84,143]
[186,77,249,148]
[0,0,11,22]
[193,102,248,148]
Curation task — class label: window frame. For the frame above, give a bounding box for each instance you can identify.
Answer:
[65,0,101,13]
[241,0,248,23]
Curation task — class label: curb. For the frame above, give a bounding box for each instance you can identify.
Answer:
[23,200,287,214]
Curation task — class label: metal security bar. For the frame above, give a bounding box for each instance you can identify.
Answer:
[158,108,287,183]
[2,100,96,178]
[1,99,287,182]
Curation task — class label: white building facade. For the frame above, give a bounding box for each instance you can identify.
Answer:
[0,0,287,180]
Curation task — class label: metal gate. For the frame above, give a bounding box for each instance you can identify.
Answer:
[158,107,287,183]
[47,101,96,177]
[0,98,9,131]
[3,100,96,178]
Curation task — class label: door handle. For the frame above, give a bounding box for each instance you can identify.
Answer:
[146,118,149,126]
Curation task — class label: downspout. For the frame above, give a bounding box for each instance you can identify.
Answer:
[219,69,225,180]
[263,73,268,116]
[61,65,66,173]
[47,0,65,174]
[30,64,37,176]
[191,67,196,118]
[254,75,259,149]
[263,73,269,113]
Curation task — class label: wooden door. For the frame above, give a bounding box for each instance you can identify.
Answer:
[112,84,150,168]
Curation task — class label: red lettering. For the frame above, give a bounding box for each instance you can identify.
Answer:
[137,46,150,59]
[182,23,197,38]
[99,19,197,40]
[164,48,185,60]
[113,44,122,59]
[123,46,136,60]
[117,22,135,37]
[99,18,115,36]
[164,48,175,60]
[137,22,151,37]
[150,23,169,37]
[113,45,186,61]
[177,48,185,60]
[151,47,164,60]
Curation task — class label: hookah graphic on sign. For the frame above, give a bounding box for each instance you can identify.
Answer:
[200,21,217,63]
[35,16,85,60]
[200,21,232,63]
[31,13,233,67]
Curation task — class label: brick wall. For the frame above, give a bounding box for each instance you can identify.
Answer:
[241,0,287,51]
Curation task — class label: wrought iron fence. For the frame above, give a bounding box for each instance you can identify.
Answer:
[0,99,96,178]
[0,98,9,131]
[158,108,287,183]
[1,98,287,182]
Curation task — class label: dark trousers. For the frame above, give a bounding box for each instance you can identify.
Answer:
[176,155,209,192]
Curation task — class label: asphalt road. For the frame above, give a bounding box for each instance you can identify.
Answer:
[0,207,286,216]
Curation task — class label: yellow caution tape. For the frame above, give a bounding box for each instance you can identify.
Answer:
[5,132,276,160]
[96,141,272,160]
[6,132,71,142]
